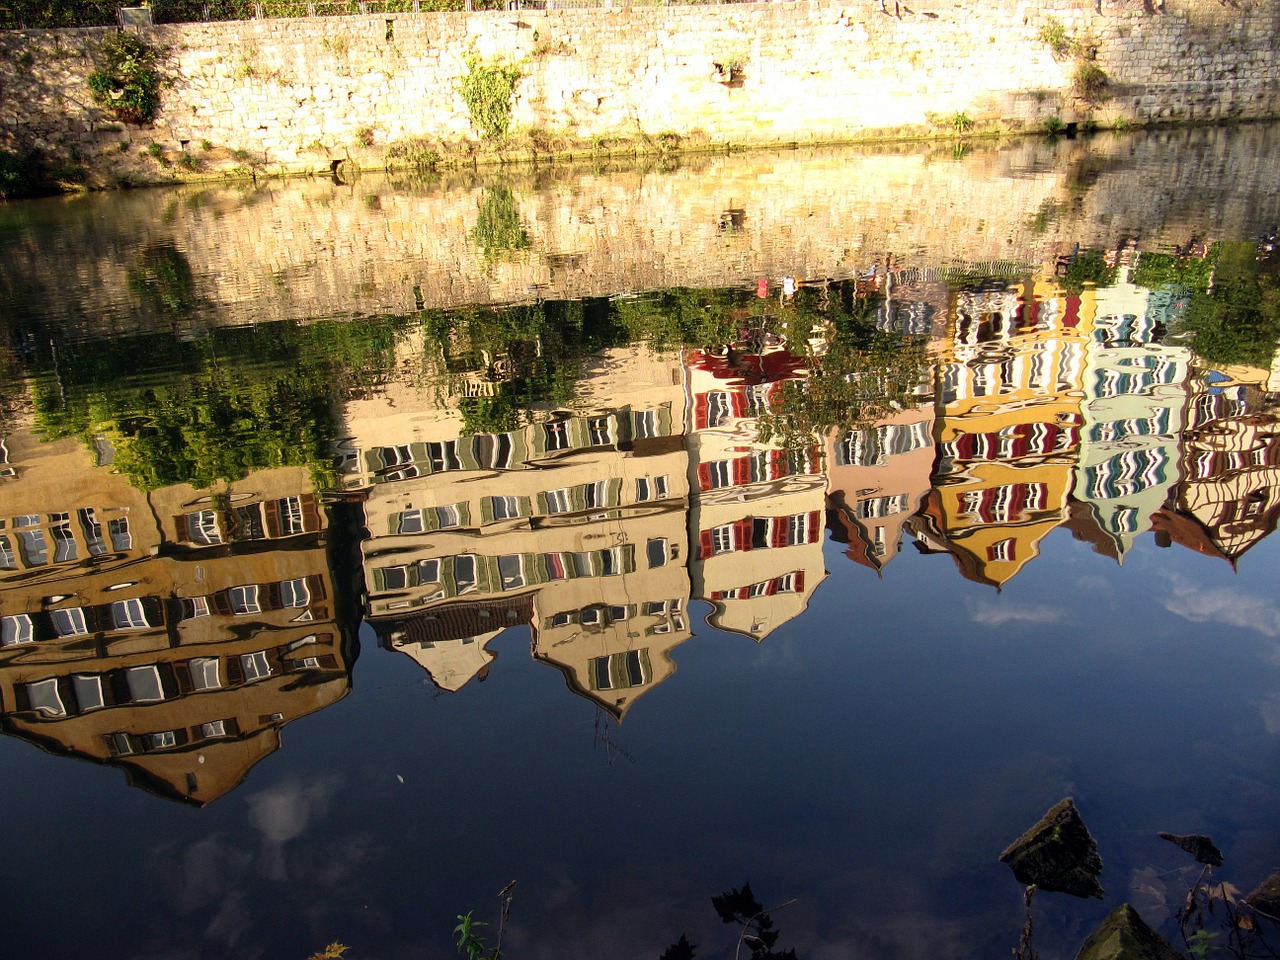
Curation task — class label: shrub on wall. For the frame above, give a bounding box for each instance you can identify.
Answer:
[87,34,164,125]
[457,56,523,140]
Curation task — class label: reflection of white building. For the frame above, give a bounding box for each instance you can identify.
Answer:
[684,349,828,641]
[1072,284,1191,559]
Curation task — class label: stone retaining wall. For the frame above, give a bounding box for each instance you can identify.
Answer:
[1,0,1278,184]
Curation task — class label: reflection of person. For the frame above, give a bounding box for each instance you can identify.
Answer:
[757,277,769,299]
[782,276,796,298]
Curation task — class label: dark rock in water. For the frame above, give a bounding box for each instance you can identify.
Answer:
[1244,868,1280,918]
[1158,832,1224,867]
[1000,798,1104,899]
[1075,904,1184,960]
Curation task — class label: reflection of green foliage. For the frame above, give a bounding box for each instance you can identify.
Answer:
[127,242,198,323]
[0,150,37,200]
[459,395,522,435]
[472,185,530,260]
[31,316,410,489]
[611,287,743,348]
[1132,250,1216,290]
[1061,248,1117,290]
[759,287,932,449]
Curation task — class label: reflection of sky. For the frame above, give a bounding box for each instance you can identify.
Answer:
[3,525,1280,960]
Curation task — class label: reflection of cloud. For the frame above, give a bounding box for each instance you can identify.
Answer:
[968,600,1064,626]
[1260,694,1280,735]
[1163,574,1280,638]
[246,776,342,881]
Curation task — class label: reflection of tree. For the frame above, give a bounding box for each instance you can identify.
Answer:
[30,316,409,489]
[472,184,530,261]
[126,242,201,328]
[1136,242,1280,369]
[758,288,932,450]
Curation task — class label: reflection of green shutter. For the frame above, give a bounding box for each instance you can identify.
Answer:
[606,478,622,507]
[410,441,429,464]
[480,498,495,524]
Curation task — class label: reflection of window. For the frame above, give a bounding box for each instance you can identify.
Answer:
[491,496,521,520]
[706,392,732,427]
[381,566,408,590]
[25,678,66,717]
[108,517,131,551]
[711,524,735,555]
[79,508,108,556]
[1,613,34,646]
[229,585,261,615]
[987,538,1015,563]
[200,720,228,739]
[180,597,211,620]
[454,554,477,592]
[147,731,177,750]
[189,657,221,690]
[52,607,88,637]
[633,409,659,440]
[73,674,105,711]
[0,535,15,569]
[498,554,525,590]
[240,651,271,682]
[436,503,462,528]
[419,558,441,584]
[588,418,611,446]
[544,421,571,451]
[17,529,47,566]
[111,598,150,630]
[396,510,425,534]
[590,649,650,691]
[186,510,222,545]
[125,666,165,703]
[280,578,310,608]
[545,488,571,514]
[50,517,77,562]
[277,496,306,535]
[647,538,668,568]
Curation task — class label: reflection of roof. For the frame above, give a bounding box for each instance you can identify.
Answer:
[1062,497,1122,564]
[371,596,535,645]
[1149,507,1233,567]
[686,345,809,385]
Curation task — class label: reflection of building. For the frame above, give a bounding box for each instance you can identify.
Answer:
[684,346,828,640]
[918,279,1088,587]
[0,429,353,805]
[1157,383,1280,565]
[1070,271,1190,560]
[352,345,695,718]
[825,407,935,573]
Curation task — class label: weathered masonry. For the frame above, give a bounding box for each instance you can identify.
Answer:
[1,0,1279,181]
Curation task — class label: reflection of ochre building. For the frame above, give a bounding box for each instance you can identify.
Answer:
[1154,382,1280,565]
[684,346,828,640]
[916,280,1089,587]
[0,428,352,805]
[350,345,695,719]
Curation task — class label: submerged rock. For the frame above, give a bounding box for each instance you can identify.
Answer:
[1000,798,1104,899]
[1075,904,1184,960]
[1244,868,1280,918]
[1158,832,1224,867]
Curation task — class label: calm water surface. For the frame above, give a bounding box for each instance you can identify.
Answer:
[3,128,1280,960]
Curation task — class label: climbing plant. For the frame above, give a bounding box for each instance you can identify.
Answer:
[457,56,523,139]
[86,33,164,124]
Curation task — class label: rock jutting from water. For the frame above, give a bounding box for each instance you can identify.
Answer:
[1000,797,1104,900]
[1074,904,1184,960]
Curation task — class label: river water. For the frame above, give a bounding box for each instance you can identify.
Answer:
[3,127,1280,960]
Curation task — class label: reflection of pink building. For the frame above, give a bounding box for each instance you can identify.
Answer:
[824,406,936,573]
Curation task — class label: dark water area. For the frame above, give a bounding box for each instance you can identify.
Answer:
[4,129,1280,960]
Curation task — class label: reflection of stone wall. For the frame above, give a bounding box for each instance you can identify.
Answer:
[6,126,1280,337]
[1,0,1278,183]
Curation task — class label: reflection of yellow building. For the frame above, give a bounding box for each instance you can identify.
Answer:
[924,280,1090,586]
[684,349,828,640]
[0,428,353,805]
[350,344,695,719]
